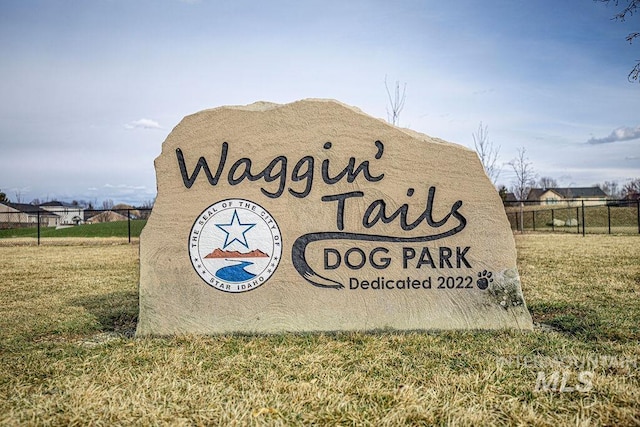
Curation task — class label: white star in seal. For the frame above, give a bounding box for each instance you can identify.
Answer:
[215,209,256,249]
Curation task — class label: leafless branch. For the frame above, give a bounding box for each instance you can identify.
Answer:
[385,75,406,126]
[627,31,640,42]
[508,147,537,201]
[508,147,537,232]
[629,60,640,81]
[596,0,640,82]
[597,0,639,21]
[472,122,501,185]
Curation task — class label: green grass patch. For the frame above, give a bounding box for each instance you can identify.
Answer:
[1,235,639,425]
[0,220,146,239]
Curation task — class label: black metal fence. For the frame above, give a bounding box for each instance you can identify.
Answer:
[2,199,639,244]
[0,208,152,244]
[504,199,640,235]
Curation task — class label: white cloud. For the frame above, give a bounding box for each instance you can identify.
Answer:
[587,126,640,144]
[124,118,162,130]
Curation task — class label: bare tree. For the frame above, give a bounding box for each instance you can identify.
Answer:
[564,188,575,208]
[472,122,501,185]
[141,198,155,209]
[509,148,537,232]
[622,177,640,199]
[596,180,621,198]
[538,176,558,189]
[385,75,407,126]
[138,198,155,219]
[595,0,640,82]
[14,190,23,204]
[102,199,114,210]
[509,148,537,200]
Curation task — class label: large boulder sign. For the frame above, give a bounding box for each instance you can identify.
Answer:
[136,99,533,335]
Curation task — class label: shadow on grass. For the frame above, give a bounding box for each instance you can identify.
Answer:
[530,301,605,341]
[70,291,138,337]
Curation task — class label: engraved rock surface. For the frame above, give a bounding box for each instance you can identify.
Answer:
[136,99,533,335]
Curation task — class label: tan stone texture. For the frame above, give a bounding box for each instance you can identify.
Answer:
[137,99,533,335]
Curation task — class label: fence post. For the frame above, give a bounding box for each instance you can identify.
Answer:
[637,200,640,234]
[581,200,585,237]
[532,211,536,231]
[607,204,611,235]
[551,209,555,232]
[127,209,131,244]
[37,210,40,246]
[515,211,519,233]
[576,207,579,234]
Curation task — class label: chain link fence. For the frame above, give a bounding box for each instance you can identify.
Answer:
[0,207,152,244]
[504,199,640,235]
[2,199,639,244]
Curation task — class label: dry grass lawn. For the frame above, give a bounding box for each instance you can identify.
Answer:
[0,235,639,425]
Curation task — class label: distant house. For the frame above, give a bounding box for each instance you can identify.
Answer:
[526,187,607,207]
[0,202,59,228]
[502,192,518,206]
[504,192,517,202]
[39,201,84,226]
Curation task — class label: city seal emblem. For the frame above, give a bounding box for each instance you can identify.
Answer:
[188,199,282,293]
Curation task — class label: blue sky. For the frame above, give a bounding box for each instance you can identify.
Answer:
[1,0,639,205]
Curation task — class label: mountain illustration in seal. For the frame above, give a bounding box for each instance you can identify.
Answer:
[204,248,269,259]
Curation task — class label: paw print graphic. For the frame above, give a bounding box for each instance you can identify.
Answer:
[477,270,493,290]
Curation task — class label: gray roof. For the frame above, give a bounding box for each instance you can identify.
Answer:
[504,192,518,202]
[527,187,607,200]
[2,202,58,216]
[40,201,78,208]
